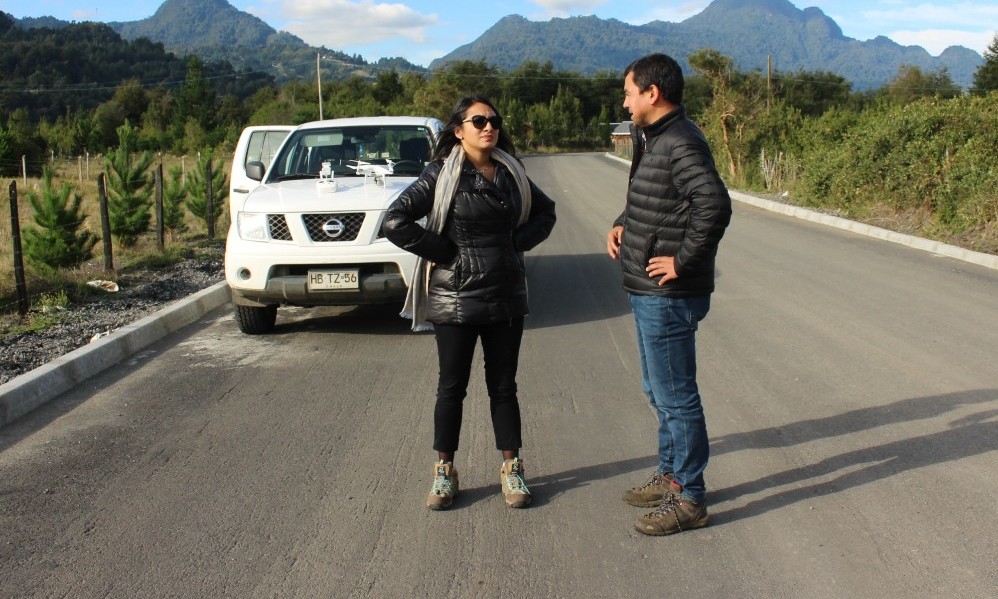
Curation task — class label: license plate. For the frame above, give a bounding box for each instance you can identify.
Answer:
[307,269,359,290]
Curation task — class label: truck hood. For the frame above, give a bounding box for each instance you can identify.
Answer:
[238,176,416,214]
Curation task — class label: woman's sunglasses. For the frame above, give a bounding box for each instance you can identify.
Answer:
[462,115,503,130]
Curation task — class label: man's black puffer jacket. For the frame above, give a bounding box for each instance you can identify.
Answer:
[614,107,731,297]
[383,159,556,325]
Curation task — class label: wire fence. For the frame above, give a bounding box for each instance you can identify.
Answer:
[0,153,214,186]
[2,154,230,317]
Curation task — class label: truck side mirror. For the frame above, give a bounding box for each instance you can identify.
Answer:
[246,161,265,181]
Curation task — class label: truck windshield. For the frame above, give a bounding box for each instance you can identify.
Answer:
[269,125,433,180]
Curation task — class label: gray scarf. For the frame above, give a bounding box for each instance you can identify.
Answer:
[400,145,532,331]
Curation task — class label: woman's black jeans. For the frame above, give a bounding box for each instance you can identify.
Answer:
[432,317,524,453]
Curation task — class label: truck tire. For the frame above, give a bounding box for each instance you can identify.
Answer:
[234,304,278,334]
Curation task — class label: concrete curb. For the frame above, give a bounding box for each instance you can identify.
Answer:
[0,281,231,429]
[727,190,998,271]
[604,152,998,272]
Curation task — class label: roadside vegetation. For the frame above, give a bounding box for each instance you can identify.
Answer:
[2,36,997,330]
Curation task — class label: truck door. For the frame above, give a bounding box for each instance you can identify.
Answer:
[229,125,294,218]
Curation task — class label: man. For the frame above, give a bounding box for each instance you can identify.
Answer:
[607,53,731,536]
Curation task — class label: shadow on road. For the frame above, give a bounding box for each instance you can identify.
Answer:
[528,455,656,507]
[711,389,998,457]
[708,389,998,526]
[271,303,416,336]
[524,253,632,329]
[423,455,656,510]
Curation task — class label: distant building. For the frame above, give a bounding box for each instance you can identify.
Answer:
[611,121,633,159]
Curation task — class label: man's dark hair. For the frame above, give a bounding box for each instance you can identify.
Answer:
[624,53,684,105]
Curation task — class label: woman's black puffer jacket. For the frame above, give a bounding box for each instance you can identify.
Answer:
[383,159,556,325]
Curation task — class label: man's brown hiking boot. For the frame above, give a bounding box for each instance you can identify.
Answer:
[426,460,459,510]
[634,494,708,536]
[622,471,676,507]
[499,457,532,508]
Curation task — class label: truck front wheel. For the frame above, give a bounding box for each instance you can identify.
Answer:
[234,304,278,334]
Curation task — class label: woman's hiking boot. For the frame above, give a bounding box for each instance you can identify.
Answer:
[499,457,532,508]
[427,460,459,510]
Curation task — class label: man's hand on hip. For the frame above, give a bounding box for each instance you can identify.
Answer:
[647,255,678,285]
[607,226,623,259]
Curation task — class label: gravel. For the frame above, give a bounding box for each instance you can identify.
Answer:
[0,253,224,385]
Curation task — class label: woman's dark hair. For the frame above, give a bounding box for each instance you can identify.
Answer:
[431,95,516,162]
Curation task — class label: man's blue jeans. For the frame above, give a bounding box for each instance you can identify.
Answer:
[629,293,711,504]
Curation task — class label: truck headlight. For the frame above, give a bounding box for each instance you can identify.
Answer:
[238,212,268,240]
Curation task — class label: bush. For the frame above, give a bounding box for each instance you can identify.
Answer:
[105,121,154,246]
[795,94,998,241]
[22,167,98,269]
[162,165,189,238]
[185,149,227,235]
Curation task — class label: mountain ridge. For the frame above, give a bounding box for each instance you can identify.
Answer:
[110,0,300,50]
[12,0,984,89]
[430,0,982,89]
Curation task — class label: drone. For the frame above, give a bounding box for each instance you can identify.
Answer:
[316,160,338,193]
[347,159,395,186]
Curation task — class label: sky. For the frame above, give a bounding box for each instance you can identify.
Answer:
[1,0,995,67]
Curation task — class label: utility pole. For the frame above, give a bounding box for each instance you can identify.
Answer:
[317,53,324,120]
[767,54,772,113]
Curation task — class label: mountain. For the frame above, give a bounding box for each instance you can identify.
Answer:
[111,0,286,50]
[0,10,276,124]
[431,0,983,89]
[14,15,71,30]
[11,0,983,90]
[105,0,424,82]
[11,0,424,83]
[109,0,426,82]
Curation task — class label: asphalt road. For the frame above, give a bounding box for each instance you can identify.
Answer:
[2,154,996,598]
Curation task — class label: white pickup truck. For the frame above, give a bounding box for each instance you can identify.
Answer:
[224,116,443,334]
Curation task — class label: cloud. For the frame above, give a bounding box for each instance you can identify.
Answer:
[808,2,996,56]
[622,1,709,26]
[71,10,98,21]
[860,3,998,55]
[274,0,438,48]
[890,28,994,55]
[531,0,608,16]
[862,3,998,29]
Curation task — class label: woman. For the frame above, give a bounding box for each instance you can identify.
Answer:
[383,96,556,510]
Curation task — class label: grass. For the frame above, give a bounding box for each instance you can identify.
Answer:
[1,154,232,331]
[4,290,68,335]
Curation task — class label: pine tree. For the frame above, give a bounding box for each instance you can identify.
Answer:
[104,121,154,246]
[172,56,217,140]
[971,34,998,95]
[0,125,12,176]
[185,149,227,233]
[163,165,189,238]
[23,167,98,269]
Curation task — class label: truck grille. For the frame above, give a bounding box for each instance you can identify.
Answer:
[268,215,292,240]
[302,213,365,242]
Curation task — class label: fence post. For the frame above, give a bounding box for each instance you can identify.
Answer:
[156,162,165,251]
[8,181,29,315]
[97,173,114,273]
[206,160,214,241]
